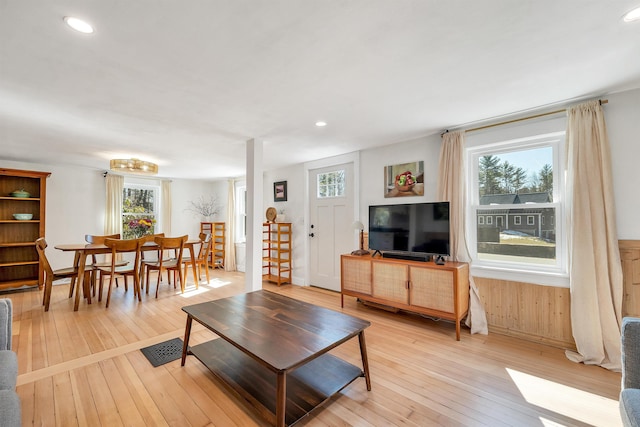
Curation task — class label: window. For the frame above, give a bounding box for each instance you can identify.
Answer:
[486,216,493,225]
[467,131,566,279]
[317,169,345,198]
[122,183,159,239]
[478,216,485,225]
[235,184,247,242]
[496,216,503,227]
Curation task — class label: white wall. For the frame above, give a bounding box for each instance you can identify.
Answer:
[171,178,228,239]
[3,88,638,280]
[263,163,305,284]
[0,159,227,270]
[605,88,640,239]
[359,87,640,242]
[359,134,442,224]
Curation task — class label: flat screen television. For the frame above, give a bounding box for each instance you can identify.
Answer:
[368,201,450,261]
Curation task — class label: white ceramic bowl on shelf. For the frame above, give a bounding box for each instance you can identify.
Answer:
[13,213,33,220]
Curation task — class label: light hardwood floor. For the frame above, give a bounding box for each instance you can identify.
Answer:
[5,270,623,426]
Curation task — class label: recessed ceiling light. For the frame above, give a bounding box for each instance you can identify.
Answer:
[64,16,94,34]
[315,121,327,127]
[623,6,640,22]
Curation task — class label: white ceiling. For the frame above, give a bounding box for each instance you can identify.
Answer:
[1,1,639,179]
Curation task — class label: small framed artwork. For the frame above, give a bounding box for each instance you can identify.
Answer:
[384,160,425,198]
[274,181,287,202]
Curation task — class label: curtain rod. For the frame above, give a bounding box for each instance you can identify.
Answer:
[442,99,608,136]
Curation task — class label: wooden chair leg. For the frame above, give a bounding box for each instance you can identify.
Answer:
[155,269,162,298]
[204,262,210,283]
[98,275,105,302]
[43,278,52,311]
[145,269,151,294]
[106,274,115,308]
[178,269,185,293]
[68,277,76,298]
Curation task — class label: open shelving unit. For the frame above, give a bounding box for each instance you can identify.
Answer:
[201,221,226,268]
[0,168,50,291]
[262,222,291,286]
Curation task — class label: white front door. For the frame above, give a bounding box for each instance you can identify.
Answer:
[308,163,354,291]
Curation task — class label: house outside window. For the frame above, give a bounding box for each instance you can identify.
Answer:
[467,131,566,281]
[122,183,159,239]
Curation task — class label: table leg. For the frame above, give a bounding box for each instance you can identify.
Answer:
[74,250,88,311]
[275,371,286,427]
[181,316,192,366]
[358,331,372,391]
[189,244,198,289]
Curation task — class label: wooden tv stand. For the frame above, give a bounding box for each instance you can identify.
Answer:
[340,254,470,340]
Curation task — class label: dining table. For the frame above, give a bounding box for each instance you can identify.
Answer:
[55,239,201,311]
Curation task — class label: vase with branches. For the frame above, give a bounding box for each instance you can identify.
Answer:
[185,195,221,221]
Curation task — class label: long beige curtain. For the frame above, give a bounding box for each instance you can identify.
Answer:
[564,100,623,371]
[437,130,488,334]
[161,180,172,236]
[104,174,124,235]
[225,179,237,271]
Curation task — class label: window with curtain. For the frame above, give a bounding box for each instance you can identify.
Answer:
[467,132,567,278]
[235,185,247,243]
[122,182,160,239]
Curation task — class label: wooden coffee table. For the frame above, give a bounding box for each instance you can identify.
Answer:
[181,290,371,427]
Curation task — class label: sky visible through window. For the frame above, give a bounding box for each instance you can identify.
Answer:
[495,147,552,178]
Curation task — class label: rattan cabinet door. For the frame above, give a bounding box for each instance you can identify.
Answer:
[342,256,372,295]
[372,261,409,304]
[409,265,454,314]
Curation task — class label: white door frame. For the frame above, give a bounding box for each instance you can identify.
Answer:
[303,151,360,287]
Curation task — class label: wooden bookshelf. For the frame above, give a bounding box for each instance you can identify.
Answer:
[0,168,50,291]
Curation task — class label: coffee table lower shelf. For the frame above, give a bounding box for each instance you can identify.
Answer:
[189,339,364,426]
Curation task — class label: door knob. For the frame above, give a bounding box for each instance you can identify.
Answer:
[308,233,315,237]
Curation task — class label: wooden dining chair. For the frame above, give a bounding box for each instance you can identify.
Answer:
[139,233,169,292]
[97,238,143,308]
[145,235,188,297]
[82,233,126,296]
[35,238,89,311]
[181,232,212,284]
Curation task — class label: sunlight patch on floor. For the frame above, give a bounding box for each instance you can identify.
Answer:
[202,278,233,289]
[178,287,211,298]
[178,278,232,298]
[506,368,621,427]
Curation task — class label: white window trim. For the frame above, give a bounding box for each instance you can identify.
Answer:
[466,131,568,287]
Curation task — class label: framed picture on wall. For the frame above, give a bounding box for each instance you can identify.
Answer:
[384,161,425,198]
[274,181,287,202]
